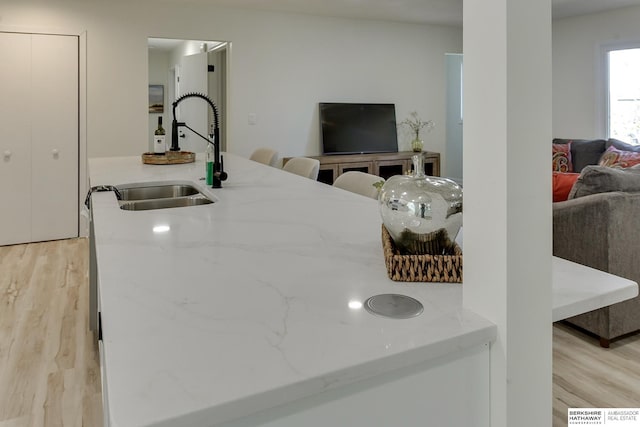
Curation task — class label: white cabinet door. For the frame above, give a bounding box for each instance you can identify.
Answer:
[30,34,78,241]
[0,33,32,246]
[0,32,78,246]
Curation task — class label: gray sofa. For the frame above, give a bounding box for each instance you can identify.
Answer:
[553,138,640,347]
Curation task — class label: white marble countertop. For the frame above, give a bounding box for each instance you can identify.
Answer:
[455,229,638,322]
[552,257,638,322]
[89,154,496,427]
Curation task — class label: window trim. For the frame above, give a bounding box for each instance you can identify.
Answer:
[599,40,640,141]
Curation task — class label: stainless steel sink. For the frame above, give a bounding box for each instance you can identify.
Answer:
[118,184,200,201]
[119,195,213,211]
[115,182,214,211]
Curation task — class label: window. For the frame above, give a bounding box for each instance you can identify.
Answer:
[607,47,640,144]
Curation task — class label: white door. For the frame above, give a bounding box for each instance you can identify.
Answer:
[0,32,78,246]
[178,52,209,153]
[30,34,78,241]
[0,33,32,245]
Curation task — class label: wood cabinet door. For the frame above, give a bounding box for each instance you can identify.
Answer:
[338,161,373,175]
[0,33,33,245]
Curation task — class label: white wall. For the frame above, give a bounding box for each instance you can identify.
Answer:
[553,5,640,139]
[1,0,461,172]
[445,53,463,182]
[148,50,169,152]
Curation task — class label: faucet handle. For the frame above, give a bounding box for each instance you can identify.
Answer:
[218,155,228,181]
[216,170,228,181]
[211,155,228,188]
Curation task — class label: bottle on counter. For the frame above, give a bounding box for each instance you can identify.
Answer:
[205,142,214,185]
[153,116,166,154]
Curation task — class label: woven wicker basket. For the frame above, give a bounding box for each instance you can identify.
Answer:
[141,151,195,165]
[381,224,462,283]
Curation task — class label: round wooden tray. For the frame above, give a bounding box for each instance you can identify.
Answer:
[142,151,196,165]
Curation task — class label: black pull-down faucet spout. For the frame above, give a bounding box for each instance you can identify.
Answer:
[171,92,227,188]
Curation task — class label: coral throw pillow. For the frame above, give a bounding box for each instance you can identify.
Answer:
[552,172,580,202]
[598,145,640,168]
[552,143,573,172]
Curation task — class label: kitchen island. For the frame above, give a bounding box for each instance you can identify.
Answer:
[89,153,496,427]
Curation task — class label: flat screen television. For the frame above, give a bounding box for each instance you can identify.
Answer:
[319,103,398,155]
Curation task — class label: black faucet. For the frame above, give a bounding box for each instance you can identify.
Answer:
[171,92,228,188]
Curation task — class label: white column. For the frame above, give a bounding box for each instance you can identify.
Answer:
[463,1,552,426]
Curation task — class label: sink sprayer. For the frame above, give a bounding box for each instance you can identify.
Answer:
[84,185,122,208]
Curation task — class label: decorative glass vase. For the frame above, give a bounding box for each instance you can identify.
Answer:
[378,154,463,255]
[411,138,424,152]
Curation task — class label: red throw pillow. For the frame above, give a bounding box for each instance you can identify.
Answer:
[552,143,573,172]
[552,172,580,202]
[598,145,640,168]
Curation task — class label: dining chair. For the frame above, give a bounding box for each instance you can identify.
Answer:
[333,171,384,199]
[282,157,320,180]
[249,147,278,166]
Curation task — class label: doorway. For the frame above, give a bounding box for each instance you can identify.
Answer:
[148,38,229,153]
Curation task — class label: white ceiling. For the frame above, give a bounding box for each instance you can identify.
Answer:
[153,0,640,25]
[553,0,640,20]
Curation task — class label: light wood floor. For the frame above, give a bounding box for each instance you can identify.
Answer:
[553,322,640,426]
[1,239,638,427]
[0,238,102,427]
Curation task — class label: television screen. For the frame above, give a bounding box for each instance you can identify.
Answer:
[319,103,398,155]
